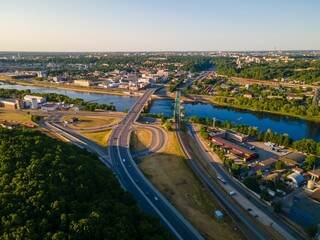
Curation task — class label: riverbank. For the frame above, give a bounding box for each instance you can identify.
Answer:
[180,92,320,124]
[1,79,133,96]
[0,78,175,100]
[210,98,320,124]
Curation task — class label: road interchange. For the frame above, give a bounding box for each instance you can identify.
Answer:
[42,88,203,240]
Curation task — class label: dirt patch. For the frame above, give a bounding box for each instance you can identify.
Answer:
[138,131,243,240]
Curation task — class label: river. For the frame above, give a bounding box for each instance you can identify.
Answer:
[1,83,319,141]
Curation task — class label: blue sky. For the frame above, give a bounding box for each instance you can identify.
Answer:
[0,0,319,51]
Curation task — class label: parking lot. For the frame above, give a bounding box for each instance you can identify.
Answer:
[249,141,285,161]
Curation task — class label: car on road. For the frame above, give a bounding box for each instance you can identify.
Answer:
[122,159,126,162]
[247,208,252,211]
[229,191,236,196]
[154,197,158,201]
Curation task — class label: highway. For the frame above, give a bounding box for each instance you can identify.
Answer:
[174,88,305,240]
[188,125,305,240]
[41,117,113,169]
[173,90,270,239]
[108,88,203,240]
[41,89,203,239]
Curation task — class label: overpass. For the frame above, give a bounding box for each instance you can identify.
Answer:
[108,88,203,240]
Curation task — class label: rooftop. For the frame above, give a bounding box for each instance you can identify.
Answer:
[211,137,256,155]
[308,168,320,178]
[261,158,277,167]
[281,152,306,163]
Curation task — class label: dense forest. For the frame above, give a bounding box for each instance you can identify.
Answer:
[0,88,116,111]
[0,128,172,239]
[216,59,320,83]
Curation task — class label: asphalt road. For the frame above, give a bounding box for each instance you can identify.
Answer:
[173,123,269,239]
[188,124,306,240]
[131,124,167,159]
[108,88,203,240]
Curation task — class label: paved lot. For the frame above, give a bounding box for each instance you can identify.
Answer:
[249,142,284,161]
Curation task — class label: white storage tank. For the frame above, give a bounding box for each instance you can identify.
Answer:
[307,180,314,190]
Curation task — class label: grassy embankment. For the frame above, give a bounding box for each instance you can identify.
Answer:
[137,128,243,240]
[61,115,120,129]
[81,130,112,147]
[0,111,68,141]
[130,130,152,152]
[61,115,119,147]
[0,111,36,124]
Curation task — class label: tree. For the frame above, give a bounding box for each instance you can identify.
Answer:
[303,155,319,171]
[260,189,271,201]
[243,177,260,193]
[275,161,286,170]
[164,122,173,131]
[0,128,172,239]
[273,202,282,213]
[231,164,241,176]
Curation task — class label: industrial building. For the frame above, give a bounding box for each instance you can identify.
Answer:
[23,95,46,104]
[0,99,16,109]
[289,196,320,228]
[279,152,306,166]
[74,80,92,87]
[31,98,38,109]
[208,128,249,143]
[287,172,305,187]
[225,130,249,142]
[41,103,59,111]
[308,168,320,181]
[211,137,258,160]
[15,99,24,109]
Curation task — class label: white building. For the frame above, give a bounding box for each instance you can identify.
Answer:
[74,80,92,87]
[31,98,38,109]
[287,173,305,188]
[24,95,46,104]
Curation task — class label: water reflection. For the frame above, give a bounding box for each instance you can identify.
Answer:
[182,102,320,141]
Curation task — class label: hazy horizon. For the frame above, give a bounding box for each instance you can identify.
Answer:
[1,0,319,52]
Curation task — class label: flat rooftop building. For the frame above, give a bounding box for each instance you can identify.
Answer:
[308,168,320,180]
[279,152,306,166]
[211,137,258,160]
[24,95,46,104]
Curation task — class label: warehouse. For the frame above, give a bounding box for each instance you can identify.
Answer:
[279,152,306,166]
[211,137,259,160]
[23,95,46,104]
[0,99,16,109]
